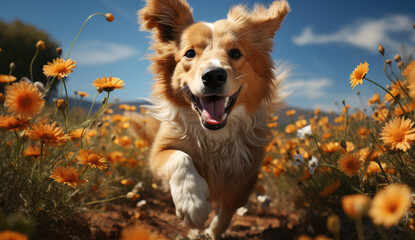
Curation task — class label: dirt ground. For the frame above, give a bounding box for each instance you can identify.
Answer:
[48,190,328,240]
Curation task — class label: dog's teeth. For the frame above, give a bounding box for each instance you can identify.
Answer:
[221,113,227,121]
[224,97,230,108]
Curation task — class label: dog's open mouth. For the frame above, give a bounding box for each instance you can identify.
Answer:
[191,87,241,130]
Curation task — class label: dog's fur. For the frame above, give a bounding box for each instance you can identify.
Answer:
[138,0,290,237]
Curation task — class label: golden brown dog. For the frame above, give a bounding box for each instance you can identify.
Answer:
[138,0,290,237]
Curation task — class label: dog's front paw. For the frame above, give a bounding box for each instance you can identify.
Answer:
[169,154,211,229]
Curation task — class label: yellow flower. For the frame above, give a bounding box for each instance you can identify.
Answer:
[0,230,28,240]
[342,194,370,218]
[50,166,87,188]
[92,76,125,92]
[337,152,361,177]
[43,58,76,79]
[380,117,415,152]
[4,81,45,119]
[350,61,369,89]
[0,74,17,83]
[369,184,411,228]
[0,115,30,131]
[26,123,70,146]
[76,149,108,170]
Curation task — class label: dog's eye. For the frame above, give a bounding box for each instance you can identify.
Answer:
[184,49,196,59]
[228,49,241,59]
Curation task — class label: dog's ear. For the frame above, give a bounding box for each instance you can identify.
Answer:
[139,0,194,42]
[228,0,290,39]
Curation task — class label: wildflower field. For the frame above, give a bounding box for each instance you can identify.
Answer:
[0,12,415,240]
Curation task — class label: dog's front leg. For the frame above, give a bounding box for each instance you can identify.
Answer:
[155,150,211,229]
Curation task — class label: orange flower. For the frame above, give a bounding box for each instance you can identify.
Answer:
[24,145,43,158]
[0,115,30,131]
[380,117,415,152]
[402,60,415,77]
[342,194,370,218]
[367,93,380,105]
[0,230,28,240]
[76,149,107,170]
[350,61,369,89]
[285,109,296,116]
[0,74,17,83]
[50,166,87,188]
[69,128,88,140]
[26,123,70,146]
[372,107,388,122]
[43,58,76,79]
[285,124,296,134]
[92,76,125,92]
[338,152,361,177]
[334,114,345,123]
[356,127,369,138]
[319,180,340,197]
[369,184,411,228]
[77,91,89,97]
[120,225,166,240]
[4,81,45,119]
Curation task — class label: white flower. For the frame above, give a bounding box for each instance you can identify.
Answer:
[236,207,248,216]
[292,153,304,166]
[308,156,319,175]
[297,125,312,139]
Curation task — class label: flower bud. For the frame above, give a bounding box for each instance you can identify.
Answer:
[126,192,140,201]
[36,40,45,51]
[56,47,62,56]
[394,54,401,62]
[398,62,404,70]
[105,13,115,22]
[386,59,392,65]
[327,215,341,235]
[377,44,385,55]
[9,62,15,71]
[56,99,67,112]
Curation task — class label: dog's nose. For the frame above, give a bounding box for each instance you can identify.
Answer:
[202,68,227,88]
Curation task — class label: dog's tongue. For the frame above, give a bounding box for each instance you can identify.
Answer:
[201,96,225,125]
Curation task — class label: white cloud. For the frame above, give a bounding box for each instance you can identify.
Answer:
[285,78,333,100]
[71,40,139,66]
[293,15,414,53]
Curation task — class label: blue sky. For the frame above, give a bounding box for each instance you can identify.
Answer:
[1,0,414,112]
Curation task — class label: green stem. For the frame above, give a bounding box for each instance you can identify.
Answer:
[83,195,126,206]
[364,77,408,118]
[86,92,99,120]
[61,79,70,129]
[30,49,39,82]
[66,13,105,60]
[355,217,365,240]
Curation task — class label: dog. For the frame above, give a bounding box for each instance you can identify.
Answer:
[138,0,290,238]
